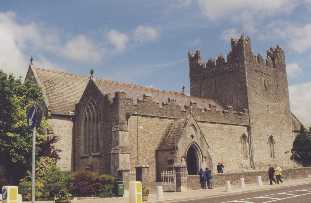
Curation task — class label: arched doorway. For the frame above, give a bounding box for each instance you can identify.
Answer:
[186,144,200,175]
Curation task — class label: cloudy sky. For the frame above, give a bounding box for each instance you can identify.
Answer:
[0,0,310,125]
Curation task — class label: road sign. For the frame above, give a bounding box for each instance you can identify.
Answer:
[27,106,37,129]
[27,105,42,129]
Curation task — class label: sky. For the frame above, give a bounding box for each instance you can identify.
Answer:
[0,0,310,125]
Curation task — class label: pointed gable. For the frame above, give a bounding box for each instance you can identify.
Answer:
[26,66,89,115]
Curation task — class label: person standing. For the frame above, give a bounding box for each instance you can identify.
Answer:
[198,168,205,189]
[217,163,221,173]
[220,162,224,174]
[275,166,283,184]
[207,168,214,189]
[204,168,210,189]
[268,166,276,185]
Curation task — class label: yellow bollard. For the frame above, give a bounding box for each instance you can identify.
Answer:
[129,181,143,203]
[2,186,18,203]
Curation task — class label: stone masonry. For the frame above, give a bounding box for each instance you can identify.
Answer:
[25,35,304,187]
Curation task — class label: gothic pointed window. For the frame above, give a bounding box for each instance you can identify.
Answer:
[81,100,100,155]
[268,135,275,159]
[81,113,88,155]
[241,134,248,160]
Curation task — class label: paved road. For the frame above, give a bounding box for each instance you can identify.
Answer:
[173,183,311,203]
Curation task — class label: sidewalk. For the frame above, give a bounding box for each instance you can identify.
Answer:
[147,177,311,203]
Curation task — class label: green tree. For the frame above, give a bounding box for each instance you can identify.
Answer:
[292,126,311,166]
[0,70,59,184]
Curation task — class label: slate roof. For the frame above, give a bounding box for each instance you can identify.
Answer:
[94,80,223,110]
[29,66,224,115]
[158,119,186,151]
[29,66,89,115]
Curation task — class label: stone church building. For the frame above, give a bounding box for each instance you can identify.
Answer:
[26,36,303,186]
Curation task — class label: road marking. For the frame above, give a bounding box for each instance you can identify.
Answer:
[253,196,282,200]
[224,190,311,203]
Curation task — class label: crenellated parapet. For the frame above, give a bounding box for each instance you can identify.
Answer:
[189,35,286,80]
[112,91,249,126]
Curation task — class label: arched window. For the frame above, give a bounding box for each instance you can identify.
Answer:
[81,100,100,155]
[241,134,248,160]
[268,135,275,159]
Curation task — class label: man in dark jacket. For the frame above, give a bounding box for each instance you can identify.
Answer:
[198,168,205,189]
[204,168,210,189]
[268,166,276,185]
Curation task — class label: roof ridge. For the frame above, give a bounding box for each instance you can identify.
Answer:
[97,78,184,96]
[33,67,222,106]
[32,66,88,79]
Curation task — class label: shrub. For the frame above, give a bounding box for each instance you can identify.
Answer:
[70,171,116,197]
[97,174,116,197]
[19,157,71,201]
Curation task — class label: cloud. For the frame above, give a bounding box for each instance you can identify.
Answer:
[0,12,34,76]
[289,82,311,126]
[106,30,129,52]
[285,24,311,53]
[62,35,103,63]
[133,25,160,43]
[197,0,298,20]
[0,11,107,76]
[286,63,303,79]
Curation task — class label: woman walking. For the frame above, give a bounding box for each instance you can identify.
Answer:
[275,166,283,184]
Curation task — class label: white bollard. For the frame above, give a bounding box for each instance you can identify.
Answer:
[225,180,232,192]
[156,185,164,200]
[240,177,245,189]
[17,194,23,203]
[257,176,263,186]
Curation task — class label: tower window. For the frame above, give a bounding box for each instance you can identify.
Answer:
[268,135,275,159]
[241,134,248,160]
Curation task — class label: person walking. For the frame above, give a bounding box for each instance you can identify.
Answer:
[268,166,276,185]
[275,166,283,184]
[198,168,205,189]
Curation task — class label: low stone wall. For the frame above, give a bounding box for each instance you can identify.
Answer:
[188,167,311,190]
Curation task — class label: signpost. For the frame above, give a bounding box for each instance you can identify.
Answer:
[27,105,42,203]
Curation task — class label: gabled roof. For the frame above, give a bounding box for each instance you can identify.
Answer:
[26,66,89,115]
[157,114,209,151]
[26,66,224,115]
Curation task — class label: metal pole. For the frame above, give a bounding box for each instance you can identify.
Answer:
[32,128,36,203]
[136,113,139,164]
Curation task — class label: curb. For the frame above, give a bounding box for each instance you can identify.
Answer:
[148,179,311,203]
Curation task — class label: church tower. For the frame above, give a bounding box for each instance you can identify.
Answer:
[189,35,294,169]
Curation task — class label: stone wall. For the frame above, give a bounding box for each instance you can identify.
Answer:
[128,116,173,184]
[188,39,249,111]
[127,115,249,184]
[188,167,311,189]
[199,122,250,172]
[48,116,73,171]
[244,42,294,170]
